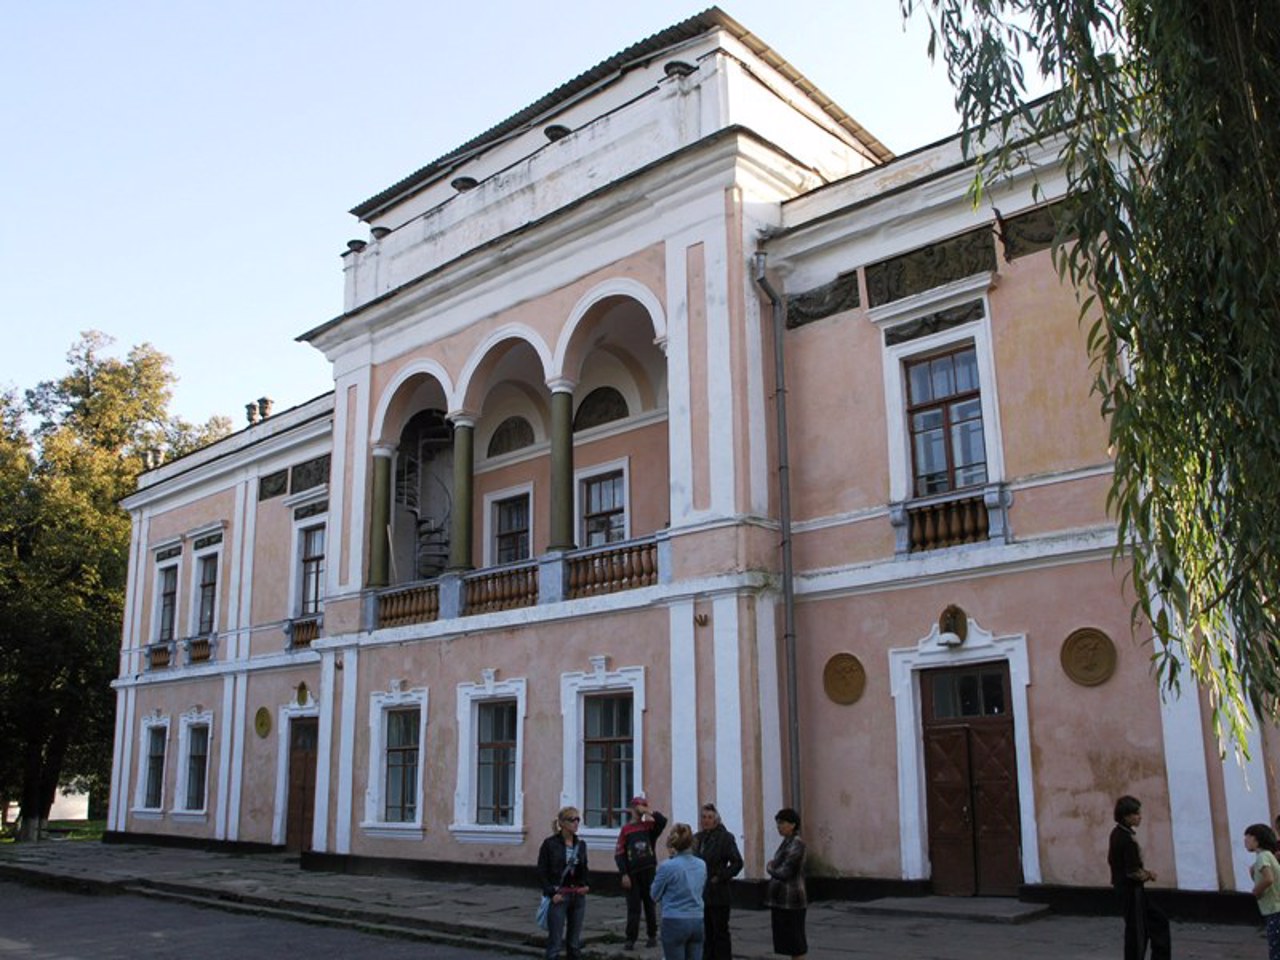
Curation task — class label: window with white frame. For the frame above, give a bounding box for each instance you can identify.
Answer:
[194,553,218,635]
[873,277,1005,507]
[156,563,179,642]
[176,711,213,814]
[364,685,428,836]
[299,524,325,616]
[451,674,527,843]
[560,659,644,841]
[905,344,988,497]
[384,707,420,822]
[483,485,533,566]
[583,693,633,828]
[577,460,629,547]
[135,717,169,812]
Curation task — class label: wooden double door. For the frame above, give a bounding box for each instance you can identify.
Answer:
[285,717,318,853]
[922,663,1022,896]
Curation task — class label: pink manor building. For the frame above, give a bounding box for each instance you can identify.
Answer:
[107,8,1271,909]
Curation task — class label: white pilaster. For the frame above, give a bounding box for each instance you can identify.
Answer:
[669,600,699,823]
[335,645,359,853]
[1158,684,1217,889]
[712,593,746,852]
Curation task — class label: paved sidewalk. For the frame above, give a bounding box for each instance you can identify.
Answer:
[0,841,1261,959]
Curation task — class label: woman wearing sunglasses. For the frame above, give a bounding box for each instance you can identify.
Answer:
[537,806,590,960]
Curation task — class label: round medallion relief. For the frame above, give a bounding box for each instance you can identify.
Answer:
[823,653,867,705]
[1061,627,1117,687]
[254,706,272,738]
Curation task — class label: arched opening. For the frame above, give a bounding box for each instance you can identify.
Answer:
[391,409,454,582]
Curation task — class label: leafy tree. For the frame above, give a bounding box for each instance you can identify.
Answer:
[902,0,1280,748]
[0,332,229,838]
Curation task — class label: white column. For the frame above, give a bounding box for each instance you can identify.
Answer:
[1223,715,1270,892]
[664,238,694,526]
[713,593,746,852]
[669,600,699,823]
[312,650,338,852]
[215,675,235,840]
[1158,685,1217,889]
[754,593,784,870]
[335,645,359,853]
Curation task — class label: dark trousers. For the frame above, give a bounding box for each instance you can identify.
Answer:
[1119,885,1170,960]
[703,903,732,960]
[625,866,657,943]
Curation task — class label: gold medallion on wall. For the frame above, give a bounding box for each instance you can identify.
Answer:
[1060,627,1117,686]
[823,653,867,705]
[254,706,272,738]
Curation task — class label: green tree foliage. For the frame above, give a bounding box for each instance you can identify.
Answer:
[903,0,1280,747]
[0,332,230,837]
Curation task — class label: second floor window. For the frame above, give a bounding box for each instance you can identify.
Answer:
[384,707,420,823]
[196,555,218,634]
[494,495,530,564]
[300,525,325,616]
[157,566,178,642]
[582,471,626,547]
[582,693,633,828]
[906,345,987,497]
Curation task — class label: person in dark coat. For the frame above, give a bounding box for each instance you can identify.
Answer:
[766,807,807,960]
[537,806,590,960]
[1107,795,1170,960]
[615,795,667,949]
[693,802,744,960]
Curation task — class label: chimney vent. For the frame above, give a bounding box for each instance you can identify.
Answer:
[246,403,260,425]
[257,397,273,419]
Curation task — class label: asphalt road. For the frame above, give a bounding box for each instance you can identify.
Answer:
[0,880,506,959]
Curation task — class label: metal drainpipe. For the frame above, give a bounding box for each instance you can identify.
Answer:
[752,250,801,817]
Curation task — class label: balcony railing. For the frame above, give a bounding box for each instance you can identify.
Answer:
[287,615,323,650]
[184,633,217,665]
[378,582,440,628]
[890,484,1011,554]
[371,535,663,630]
[146,640,175,670]
[566,540,658,598]
[463,563,539,615]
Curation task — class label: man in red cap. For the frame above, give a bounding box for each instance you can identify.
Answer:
[615,795,667,949]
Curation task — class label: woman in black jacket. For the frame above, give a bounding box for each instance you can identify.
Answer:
[537,806,590,960]
[693,802,744,960]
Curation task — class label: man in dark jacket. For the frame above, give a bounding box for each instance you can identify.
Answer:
[693,802,744,960]
[1108,795,1170,960]
[614,795,667,949]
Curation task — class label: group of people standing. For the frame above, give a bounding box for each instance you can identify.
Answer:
[536,797,808,960]
[1109,794,1280,960]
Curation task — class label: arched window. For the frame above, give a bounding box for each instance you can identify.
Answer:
[487,416,535,457]
[573,387,628,431]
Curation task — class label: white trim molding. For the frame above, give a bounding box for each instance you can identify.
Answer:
[560,656,646,846]
[173,707,214,815]
[132,712,171,815]
[450,669,528,844]
[888,617,1040,884]
[360,681,430,840]
[271,690,321,846]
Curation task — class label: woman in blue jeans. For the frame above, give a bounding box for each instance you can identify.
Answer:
[537,806,590,960]
[651,823,707,960]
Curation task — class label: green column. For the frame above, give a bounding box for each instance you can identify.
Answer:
[368,446,394,587]
[448,417,475,571]
[548,386,576,550]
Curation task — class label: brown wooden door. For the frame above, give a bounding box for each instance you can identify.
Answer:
[922,664,1021,896]
[285,717,318,853]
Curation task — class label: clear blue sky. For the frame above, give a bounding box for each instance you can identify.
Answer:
[2,1,969,428]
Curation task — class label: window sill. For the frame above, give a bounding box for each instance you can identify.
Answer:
[578,826,622,846]
[448,824,526,845]
[359,821,425,840]
[170,810,208,824]
[131,808,164,821]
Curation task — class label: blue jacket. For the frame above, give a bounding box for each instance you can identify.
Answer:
[650,850,706,919]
